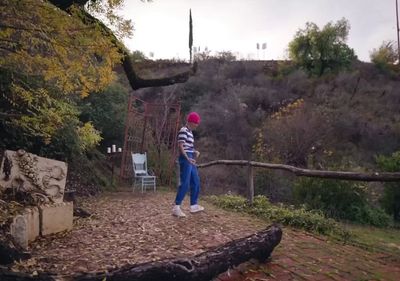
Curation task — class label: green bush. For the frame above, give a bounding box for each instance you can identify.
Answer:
[376,151,400,221]
[351,205,392,228]
[207,194,346,236]
[293,178,391,227]
[208,195,248,211]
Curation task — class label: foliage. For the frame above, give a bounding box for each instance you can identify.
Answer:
[254,170,294,203]
[130,50,148,62]
[10,94,80,144]
[370,41,399,74]
[86,0,134,40]
[194,49,213,61]
[147,142,175,185]
[38,122,82,161]
[208,194,347,236]
[288,18,356,76]
[79,82,129,149]
[77,122,102,151]
[215,51,237,62]
[293,178,392,227]
[253,99,331,167]
[376,151,400,221]
[0,0,122,143]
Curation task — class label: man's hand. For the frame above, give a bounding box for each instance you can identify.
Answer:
[195,150,200,158]
[188,158,196,165]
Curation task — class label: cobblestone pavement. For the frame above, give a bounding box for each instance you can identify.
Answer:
[216,228,400,281]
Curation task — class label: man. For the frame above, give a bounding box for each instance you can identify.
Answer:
[172,112,204,217]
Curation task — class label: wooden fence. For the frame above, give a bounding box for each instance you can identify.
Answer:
[197,160,400,204]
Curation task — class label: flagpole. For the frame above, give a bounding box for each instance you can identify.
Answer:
[396,0,400,61]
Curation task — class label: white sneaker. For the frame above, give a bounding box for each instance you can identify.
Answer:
[190,204,205,213]
[172,205,186,217]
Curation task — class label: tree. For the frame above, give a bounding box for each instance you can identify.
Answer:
[370,41,399,73]
[0,0,195,147]
[0,0,118,143]
[288,18,356,76]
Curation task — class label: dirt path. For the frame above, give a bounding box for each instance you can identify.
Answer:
[12,191,400,280]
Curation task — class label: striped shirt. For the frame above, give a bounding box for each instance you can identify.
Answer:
[177,126,195,153]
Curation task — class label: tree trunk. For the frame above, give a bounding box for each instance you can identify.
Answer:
[0,269,54,281]
[0,225,282,281]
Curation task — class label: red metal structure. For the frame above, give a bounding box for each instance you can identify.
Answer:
[120,94,181,185]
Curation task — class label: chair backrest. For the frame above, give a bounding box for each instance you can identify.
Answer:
[132,152,148,176]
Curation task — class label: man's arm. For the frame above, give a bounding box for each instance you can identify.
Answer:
[179,142,196,164]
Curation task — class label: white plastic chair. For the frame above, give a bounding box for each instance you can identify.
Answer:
[131,152,156,192]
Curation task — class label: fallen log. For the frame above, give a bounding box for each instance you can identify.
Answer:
[0,239,30,265]
[0,228,31,266]
[0,268,54,281]
[75,224,282,281]
[0,224,282,281]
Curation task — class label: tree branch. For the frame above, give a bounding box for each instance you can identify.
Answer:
[48,0,196,91]
[48,0,89,10]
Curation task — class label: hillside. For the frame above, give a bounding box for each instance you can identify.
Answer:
[133,59,400,202]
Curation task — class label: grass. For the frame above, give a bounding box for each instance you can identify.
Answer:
[343,223,400,258]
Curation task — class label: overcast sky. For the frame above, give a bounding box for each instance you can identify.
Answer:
[121,0,398,62]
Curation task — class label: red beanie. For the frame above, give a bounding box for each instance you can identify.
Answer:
[187,112,201,124]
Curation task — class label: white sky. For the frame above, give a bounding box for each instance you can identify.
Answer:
[121,0,398,62]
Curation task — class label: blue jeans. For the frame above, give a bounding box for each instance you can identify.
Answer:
[175,152,200,205]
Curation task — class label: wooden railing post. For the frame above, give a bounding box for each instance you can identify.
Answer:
[247,161,254,204]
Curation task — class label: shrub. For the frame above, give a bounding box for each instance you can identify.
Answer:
[376,151,400,221]
[351,205,392,228]
[208,195,248,211]
[207,194,347,236]
[293,178,391,227]
[370,41,399,75]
